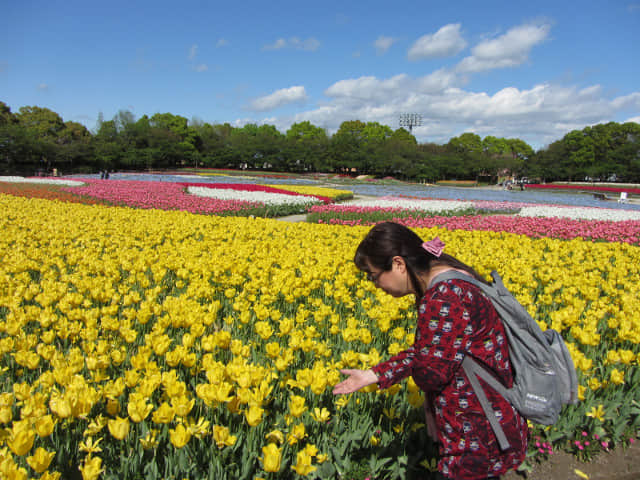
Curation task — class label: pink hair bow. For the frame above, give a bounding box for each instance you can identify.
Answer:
[422,237,445,257]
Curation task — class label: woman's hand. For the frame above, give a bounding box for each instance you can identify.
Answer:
[332,369,378,395]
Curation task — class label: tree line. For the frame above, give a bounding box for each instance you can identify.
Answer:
[1,101,639,183]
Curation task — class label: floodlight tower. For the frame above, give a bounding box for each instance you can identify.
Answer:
[399,113,422,133]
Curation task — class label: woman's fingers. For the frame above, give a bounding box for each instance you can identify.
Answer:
[333,369,377,395]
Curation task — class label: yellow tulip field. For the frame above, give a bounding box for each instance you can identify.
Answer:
[1,193,640,479]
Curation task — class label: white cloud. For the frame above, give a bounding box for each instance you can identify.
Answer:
[325,74,412,101]
[282,70,640,148]
[193,64,208,72]
[626,116,640,124]
[611,92,640,109]
[216,38,228,48]
[248,86,308,111]
[188,44,198,61]
[37,83,49,91]
[262,37,320,51]
[408,24,467,61]
[416,68,459,94]
[456,23,550,73]
[263,38,287,50]
[374,35,397,55]
[291,37,320,51]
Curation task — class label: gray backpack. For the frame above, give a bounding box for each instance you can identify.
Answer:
[430,270,579,451]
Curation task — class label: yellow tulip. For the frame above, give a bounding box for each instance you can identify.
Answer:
[107,416,130,440]
[7,424,36,456]
[33,415,56,438]
[26,447,55,473]
[127,395,153,423]
[588,377,602,391]
[260,443,282,473]
[171,395,195,418]
[139,429,159,450]
[79,437,103,454]
[152,402,175,424]
[49,393,72,419]
[287,423,306,445]
[79,455,103,480]
[84,415,107,437]
[106,398,120,416]
[169,424,192,448]
[289,395,307,418]
[291,450,317,476]
[186,417,210,439]
[265,429,284,444]
[610,368,625,385]
[40,472,62,480]
[310,407,331,423]
[586,404,605,422]
[213,425,237,448]
[0,406,12,424]
[245,405,264,427]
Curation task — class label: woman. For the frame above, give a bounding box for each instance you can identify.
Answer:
[333,222,527,480]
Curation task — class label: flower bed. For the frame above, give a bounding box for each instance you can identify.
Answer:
[308,200,640,244]
[187,185,321,208]
[0,176,85,187]
[180,182,337,205]
[528,184,640,195]
[60,179,258,215]
[1,194,639,479]
[52,179,330,217]
[261,184,353,202]
[518,205,640,222]
[0,179,111,206]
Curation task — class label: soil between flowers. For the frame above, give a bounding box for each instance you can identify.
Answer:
[503,440,640,480]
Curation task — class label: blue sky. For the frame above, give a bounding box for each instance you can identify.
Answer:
[2,0,639,149]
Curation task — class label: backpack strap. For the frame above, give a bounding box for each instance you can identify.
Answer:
[430,270,512,451]
[462,357,511,451]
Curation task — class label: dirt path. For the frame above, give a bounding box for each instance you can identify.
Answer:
[503,441,640,480]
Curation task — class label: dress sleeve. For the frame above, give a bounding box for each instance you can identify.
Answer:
[372,283,472,391]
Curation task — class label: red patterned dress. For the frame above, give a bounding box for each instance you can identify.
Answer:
[372,278,528,480]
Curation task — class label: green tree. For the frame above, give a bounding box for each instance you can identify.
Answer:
[330,120,395,174]
[372,128,418,178]
[147,113,200,168]
[330,120,367,174]
[446,133,486,180]
[0,103,36,174]
[447,132,483,154]
[284,121,329,172]
[15,106,66,171]
[94,119,122,170]
[58,121,94,171]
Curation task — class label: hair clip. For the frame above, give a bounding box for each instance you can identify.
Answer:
[422,237,445,257]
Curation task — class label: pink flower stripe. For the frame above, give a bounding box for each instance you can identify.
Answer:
[527,184,640,195]
[179,182,333,203]
[309,206,640,244]
[61,179,258,214]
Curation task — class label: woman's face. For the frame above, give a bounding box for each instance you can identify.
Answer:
[366,256,413,297]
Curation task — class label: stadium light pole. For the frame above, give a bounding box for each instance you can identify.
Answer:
[399,113,422,133]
